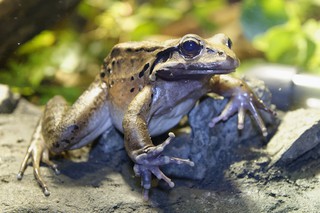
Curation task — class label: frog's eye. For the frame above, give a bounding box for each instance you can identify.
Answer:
[226,38,232,49]
[179,37,203,59]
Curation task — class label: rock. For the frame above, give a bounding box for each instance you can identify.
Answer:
[0,84,19,113]
[162,77,278,180]
[267,108,320,167]
[91,126,129,170]
[0,99,152,212]
[2,79,320,212]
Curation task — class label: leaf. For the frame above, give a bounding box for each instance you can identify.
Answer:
[240,0,288,40]
[18,31,56,54]
[253,19,317,70]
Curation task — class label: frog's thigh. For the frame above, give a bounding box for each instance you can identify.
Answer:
[43,93,112,151]
[42,95,68,129]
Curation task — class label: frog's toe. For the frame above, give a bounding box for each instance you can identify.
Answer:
[134,164,175,200]
[43,187,50,196]
[17,137,57,196]
[42,154,60,175]
[17,147,33,180]
[133,133,194,199]
[247,104,268,137]
[209,101,237,128]
[133,164,151,200]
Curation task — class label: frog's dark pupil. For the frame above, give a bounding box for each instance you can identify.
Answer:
[183,40,197,52]
[227,38,232,49]
[181,39,202,58]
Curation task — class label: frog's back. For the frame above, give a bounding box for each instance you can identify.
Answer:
[102,41,166,82]
[99,40,170,130]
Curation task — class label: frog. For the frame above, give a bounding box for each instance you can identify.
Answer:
[17,33,274,200]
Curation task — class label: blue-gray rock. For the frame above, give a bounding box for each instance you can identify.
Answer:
[267,108,320,168]
[162,77,278,180]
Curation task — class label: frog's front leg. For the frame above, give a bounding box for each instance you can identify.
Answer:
[123,85,194,200]
[17,79,111,196]
[209,75,276,136]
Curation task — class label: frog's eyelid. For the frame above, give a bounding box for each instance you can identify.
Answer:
[226,38,232,49]
[208,34,232,49]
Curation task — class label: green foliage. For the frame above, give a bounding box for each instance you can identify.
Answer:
[241,0,320,74]
[0,30,87,101]
[35,86,84,105]
[192,0,226,31]
[79,0,224,41]
[1,0,227,103]
[241,0,288,40]
[5,0,319,103]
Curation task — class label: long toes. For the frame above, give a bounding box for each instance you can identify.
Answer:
[53,166,60,175]
[17,172,24,180]
[43,159,60,175]
[139,167,152,190]
[237,106,245,130]
[43,187,51,196]
[169,157,195,167]
[248,104,268,136]
[209,117,221,127]
[254,115,268,136]
[150,167,174,188]
[147,132,175,157]
[143,189,149,201]
[17,150,32,180]
[254,98,276,116]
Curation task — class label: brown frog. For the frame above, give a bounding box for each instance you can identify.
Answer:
[17,34,274,199]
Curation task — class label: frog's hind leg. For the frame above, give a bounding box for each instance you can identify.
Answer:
[17,95,66,195]
[17,119,59,196]
[18,79,111,196]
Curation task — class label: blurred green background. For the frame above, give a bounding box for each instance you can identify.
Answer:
[1,0,319,104]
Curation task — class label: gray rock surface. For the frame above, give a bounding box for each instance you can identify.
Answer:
[162,77,277,180]
[1,81,320,212]
[267,108,320,168]
[0,84,19,113]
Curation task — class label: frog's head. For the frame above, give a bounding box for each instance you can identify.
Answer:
[152,34,239,80]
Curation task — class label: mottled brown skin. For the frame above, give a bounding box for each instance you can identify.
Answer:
[17,34,274,199]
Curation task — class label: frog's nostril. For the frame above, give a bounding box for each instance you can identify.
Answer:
[218,51,224,56]
[225,56,239,68]
[234,58,240,67]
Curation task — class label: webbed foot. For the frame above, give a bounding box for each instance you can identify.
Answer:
[209,86,276,137]
[133,132,194,200]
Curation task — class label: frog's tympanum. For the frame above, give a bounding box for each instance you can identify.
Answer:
[17,34,274,199]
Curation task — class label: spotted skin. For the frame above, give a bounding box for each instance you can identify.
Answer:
[18,33,275,200]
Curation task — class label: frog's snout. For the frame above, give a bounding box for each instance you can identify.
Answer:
[225,55,240,70]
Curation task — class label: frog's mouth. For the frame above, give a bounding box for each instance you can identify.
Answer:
[155,68,236,80]
[154,56,239,80]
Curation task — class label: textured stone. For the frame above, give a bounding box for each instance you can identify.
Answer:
[162,77,278,180]
[0,84,19,113]
[1,80,320,212]
[267,108,320,167]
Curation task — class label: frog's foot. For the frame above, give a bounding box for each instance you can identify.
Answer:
[133,132,194,200]
[209,90,276,137]
[17,133,59,196]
